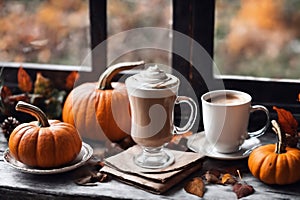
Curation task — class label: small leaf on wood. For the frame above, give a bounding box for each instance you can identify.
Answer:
[203,171,220,184]
[75,172,110,186]
[18,67,32,93]
[233,183,255,199]
[221,173,237,185]
[184,177,205,197]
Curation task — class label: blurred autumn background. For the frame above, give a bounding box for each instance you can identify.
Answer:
[1,0,300,76]
[0,0,171,67]
[215,0,300,79]
[0,0,89,65]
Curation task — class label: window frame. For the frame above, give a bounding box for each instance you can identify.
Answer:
[172,0,300,119]
[3,0,298,124]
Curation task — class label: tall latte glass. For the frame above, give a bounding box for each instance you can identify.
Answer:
[125,66,197,169]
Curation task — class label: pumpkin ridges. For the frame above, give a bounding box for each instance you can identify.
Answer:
[36,127,56,168]
[51,126,71,167]
[96,90,109,137]
[96,89,128,142]
[56,122,82,158]
[64,83,106,141]
[259,151,277,184]
[83,88,104,140]
[275,153,288,185]
[285,147,300,184]
[9,124,32,161]
[248,146,268,177]
[18,125,40,167]
[111,86,131,136]
[48,122,82,167]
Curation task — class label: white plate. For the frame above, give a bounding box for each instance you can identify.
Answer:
[3,142,93,174]
[187,131,262,160]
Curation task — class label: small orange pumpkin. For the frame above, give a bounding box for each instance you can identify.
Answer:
[62,61,144,142]
[9,101,82,168]
[248,120,300,185]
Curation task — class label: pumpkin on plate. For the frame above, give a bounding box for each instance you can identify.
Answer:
[62,61,144,142]
[9,101,82,168]
[248,120,300,185]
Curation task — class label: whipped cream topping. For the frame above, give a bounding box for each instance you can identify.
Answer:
[134,65,178,89]
[139,65,168,84]
[125,65,179,98]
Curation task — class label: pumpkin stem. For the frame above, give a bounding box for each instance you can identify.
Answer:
[15,101,50,127]
[98,61,145,90]
[271,120,286,154]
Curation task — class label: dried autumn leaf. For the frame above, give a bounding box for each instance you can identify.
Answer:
[65,71,79,90]
[221,173,237,185]
[0,86,12,103]
[184,177,205,198]
[18,67,32,93]
[203,170,220,184]
[273,106,298,136]
[233,182,255,199]
[34,72,53,97]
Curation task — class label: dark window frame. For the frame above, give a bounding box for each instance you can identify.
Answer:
[90,0,300,130]
[171,0,300,119]
[2,0,298,124]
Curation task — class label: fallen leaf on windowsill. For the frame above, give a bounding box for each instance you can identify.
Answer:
[75,172,110,186]
[184,177,205,197]
[221,173,237,185]
[233,182,255,199]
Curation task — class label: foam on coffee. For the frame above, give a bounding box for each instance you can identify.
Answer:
[206,93,247,105]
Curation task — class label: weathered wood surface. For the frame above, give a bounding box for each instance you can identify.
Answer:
[0,132,300,200]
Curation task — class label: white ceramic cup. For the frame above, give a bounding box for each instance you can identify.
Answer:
[201,90,269,153]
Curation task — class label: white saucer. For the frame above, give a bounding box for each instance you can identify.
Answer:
[3,142,93,174]
[187,131,262,160]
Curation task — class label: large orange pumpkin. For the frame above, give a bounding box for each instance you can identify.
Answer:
[9,101,82,168]
[62,61,144,142]
[248,120,300,185]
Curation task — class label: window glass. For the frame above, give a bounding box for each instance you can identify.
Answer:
[107,0,172,66]
[214,0,300,80]
[0,0,89,67]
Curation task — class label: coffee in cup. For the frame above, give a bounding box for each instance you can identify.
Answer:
[201,90,269,153]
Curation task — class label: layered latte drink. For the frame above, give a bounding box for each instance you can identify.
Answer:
[125,66,179,148]
[125,65,197,169]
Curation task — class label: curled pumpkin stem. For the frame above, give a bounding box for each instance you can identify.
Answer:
[98,61,145,90]
[271,120,286,154]
[15,101,50,127]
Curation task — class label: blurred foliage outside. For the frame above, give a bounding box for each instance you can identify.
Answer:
[4,0,299,80]
[0,0,89,66]
[215,0,300,79]
[107,0,172,66]
[0,0,172,68]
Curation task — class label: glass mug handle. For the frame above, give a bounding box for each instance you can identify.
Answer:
[174,96,197,134]
[248,105,270,138]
